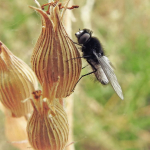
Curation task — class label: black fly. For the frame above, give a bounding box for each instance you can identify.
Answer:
[73,28,124,100]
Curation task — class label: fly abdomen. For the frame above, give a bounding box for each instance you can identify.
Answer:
[90,60,109,85]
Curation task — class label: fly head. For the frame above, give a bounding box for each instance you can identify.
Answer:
[75,29,93,45]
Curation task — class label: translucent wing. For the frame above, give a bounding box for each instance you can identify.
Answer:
[93,51,124,100]
[90,60,109,85]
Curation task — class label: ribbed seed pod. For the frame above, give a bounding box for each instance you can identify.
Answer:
[0,41,38,117]
[30,1,82,98]
[27,91,69,150]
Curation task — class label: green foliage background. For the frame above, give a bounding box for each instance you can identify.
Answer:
[0,0,150,150]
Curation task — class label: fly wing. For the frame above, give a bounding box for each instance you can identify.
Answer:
[90,60,109,85]
[93,52,124,100]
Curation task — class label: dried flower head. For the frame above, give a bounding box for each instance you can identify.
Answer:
[30,0,82,99]
[0,41,38,117]
[27,90,69,150]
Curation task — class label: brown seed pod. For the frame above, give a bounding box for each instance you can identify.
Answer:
[30,1,82,98]
[0,41,38,117]
[27,91,69,150]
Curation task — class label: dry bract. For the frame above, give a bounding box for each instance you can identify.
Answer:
[0,41,38,117]
[27,91,69,150]
[30,1,82,98]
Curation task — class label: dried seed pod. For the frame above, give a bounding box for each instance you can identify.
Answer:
[27,91,69,150]
[5,114,31,149]
[0,41,38,117]
[30,1,82,98]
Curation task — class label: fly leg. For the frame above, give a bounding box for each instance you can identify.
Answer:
[66,56,84,62]
[71,60,97,92]
[82,64,89,69]
[66,55,91,62]
[65,35,86,48]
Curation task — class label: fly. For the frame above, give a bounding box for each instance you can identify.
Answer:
[72,28,124,100]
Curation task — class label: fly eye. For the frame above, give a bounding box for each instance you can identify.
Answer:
[78,33,90,44]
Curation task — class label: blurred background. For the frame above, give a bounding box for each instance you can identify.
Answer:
[0,0,150,150]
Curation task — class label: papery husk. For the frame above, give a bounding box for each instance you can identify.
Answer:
[0,102,30,150]
[0,41,38,117]
[27,95,69,150]
[5,116,31,150]
[30,2,82,98]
